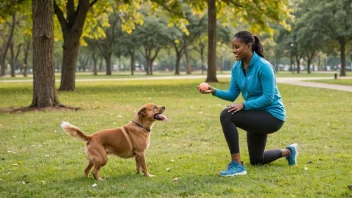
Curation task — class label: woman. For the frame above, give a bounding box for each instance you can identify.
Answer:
[199,31,298,176]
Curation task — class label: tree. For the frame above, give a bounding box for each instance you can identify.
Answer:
[115,26,140,75]
[96,14,123,75]
[133,16,175,75]
[297,0,352,76]
[85,37,101,76]
[172,9,207,75]
[9,40,22,77]
[296,29,324,74]
[0,13,16,76]
[53,0,99,91]
[22,35,31,77]
[186,0,290,82]
[30,0,61,108]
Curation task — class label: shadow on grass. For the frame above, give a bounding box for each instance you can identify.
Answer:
[0,105,80,113]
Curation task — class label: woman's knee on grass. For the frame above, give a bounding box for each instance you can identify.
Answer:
[249,157,264,166]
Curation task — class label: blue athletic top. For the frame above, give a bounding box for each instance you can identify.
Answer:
[213,52,286,121]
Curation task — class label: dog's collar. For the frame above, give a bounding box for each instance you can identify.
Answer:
[132,120,151,132]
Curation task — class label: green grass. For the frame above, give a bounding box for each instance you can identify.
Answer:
[1,79,352,197]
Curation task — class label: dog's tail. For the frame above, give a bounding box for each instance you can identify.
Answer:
[60,121,91,142]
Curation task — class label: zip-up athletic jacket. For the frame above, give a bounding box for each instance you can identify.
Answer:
[213,52,286,121]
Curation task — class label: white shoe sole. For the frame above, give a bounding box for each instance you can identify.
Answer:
[220,170,247,177]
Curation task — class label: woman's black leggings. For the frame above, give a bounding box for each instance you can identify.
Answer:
[220,109,284,165]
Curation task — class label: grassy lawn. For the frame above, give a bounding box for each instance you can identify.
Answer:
[0,79,351,197]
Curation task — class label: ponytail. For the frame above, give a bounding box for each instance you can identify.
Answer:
[253,36,264,58]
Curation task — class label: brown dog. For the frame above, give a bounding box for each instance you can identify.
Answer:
[60,103,167,180]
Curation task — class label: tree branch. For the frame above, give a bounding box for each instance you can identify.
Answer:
[72,0,90,31]
[222,0,244,7]
[53,0,68,33]
[67,0,75,26]
[89,0,98,7]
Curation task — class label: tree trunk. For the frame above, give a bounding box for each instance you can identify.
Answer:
[79,56,88,72]
[104,54,112,75]
[184,45,192,75]
[9,43,22,77]
[149,59,153,75]
[290,53,294,73]
[206,0,218,82]
[0,55,6,76]
[31,0,60,107]
[146,59,152,75]
[174,48,182,75]
[175,54,181,75]
[92,53,97,75]
[295,55,301,74]
[23,38,30,77]
[59,32,80,91]
[200,43,205,75]
[306,51,315,74]
[1,13,16,76]
[10,43,15,77]
[130,51,135,75]
[339,38,346,76]
[99,57,104,72]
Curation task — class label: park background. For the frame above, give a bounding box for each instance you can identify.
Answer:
[1,0,352,197]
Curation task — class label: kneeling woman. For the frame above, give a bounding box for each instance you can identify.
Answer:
[198,31,298,176]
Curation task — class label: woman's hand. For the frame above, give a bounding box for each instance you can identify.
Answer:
[197,86,216,94]
[227,103,244,114]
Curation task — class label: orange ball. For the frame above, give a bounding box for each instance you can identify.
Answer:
[199,82,209,91]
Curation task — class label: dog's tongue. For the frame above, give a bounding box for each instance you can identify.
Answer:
[159,114,168,122]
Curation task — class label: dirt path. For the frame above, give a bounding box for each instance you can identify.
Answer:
[276,77,352,92]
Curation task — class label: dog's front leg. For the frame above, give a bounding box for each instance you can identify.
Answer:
[135,156,141,174]
[135,152,154,177]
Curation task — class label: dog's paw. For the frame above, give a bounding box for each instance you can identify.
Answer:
[145,174,155,177]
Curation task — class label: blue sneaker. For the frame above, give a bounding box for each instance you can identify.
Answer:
[286,143,298,166]
[220,161,247,176]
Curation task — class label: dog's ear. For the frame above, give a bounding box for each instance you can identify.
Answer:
[138,107,147,117]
